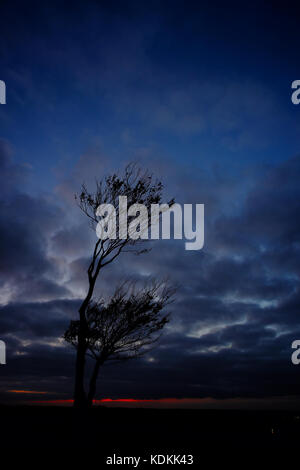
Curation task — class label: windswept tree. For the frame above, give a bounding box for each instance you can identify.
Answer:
[73,164,174,408]
[65,281,175,407]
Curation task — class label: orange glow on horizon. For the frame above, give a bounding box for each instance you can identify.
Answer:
[7,390,49,395]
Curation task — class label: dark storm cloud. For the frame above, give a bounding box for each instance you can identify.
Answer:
[0,299,79,339]
[0,141,72,302]
[85,327,300,400]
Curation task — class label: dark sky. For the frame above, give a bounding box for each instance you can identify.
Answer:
[1,0,300,406]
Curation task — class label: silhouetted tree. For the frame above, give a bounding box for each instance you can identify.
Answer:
[73,163,174,408]
[65,281,175,407]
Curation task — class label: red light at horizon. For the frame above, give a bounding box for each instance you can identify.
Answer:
[29,397,216,406]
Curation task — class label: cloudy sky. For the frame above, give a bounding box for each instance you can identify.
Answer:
[1,0,300,406]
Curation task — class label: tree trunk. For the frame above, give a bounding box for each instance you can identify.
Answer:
[87,360,102,407]
[73,333,88,408]
[73,277,97,409]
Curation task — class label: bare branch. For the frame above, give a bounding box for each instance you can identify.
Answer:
[64,279,176,364]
